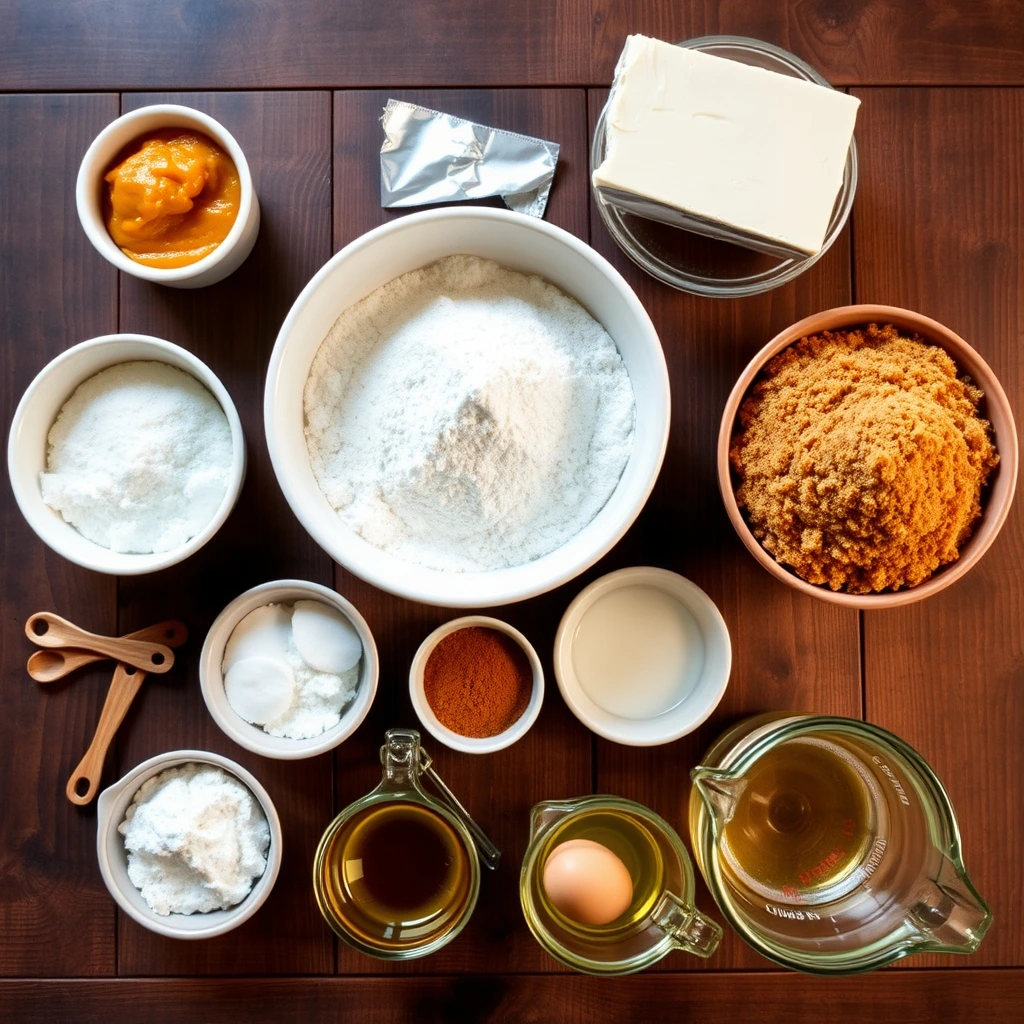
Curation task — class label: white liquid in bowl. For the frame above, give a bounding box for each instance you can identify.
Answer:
[570,585,705,720]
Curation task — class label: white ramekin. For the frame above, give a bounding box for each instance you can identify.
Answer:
[409,615,544,754]
[554,567,732,746]
[96,749,282,939]
[200,579,379,759]
[7,333,246,575]
[76,103,260,288]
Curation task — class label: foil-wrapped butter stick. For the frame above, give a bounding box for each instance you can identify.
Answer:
[380,99,560,219]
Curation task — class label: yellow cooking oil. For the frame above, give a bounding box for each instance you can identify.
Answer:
[537,808,665,936]
[718,737,877,903]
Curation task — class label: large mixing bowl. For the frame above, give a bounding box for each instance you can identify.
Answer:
[265,208,669,607]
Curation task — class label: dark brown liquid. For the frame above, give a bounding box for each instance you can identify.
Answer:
[318,801,473,953]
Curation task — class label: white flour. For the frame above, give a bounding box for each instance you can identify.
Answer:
[303,256,635,571]
[119,763,270,916]
[40,361,233,553]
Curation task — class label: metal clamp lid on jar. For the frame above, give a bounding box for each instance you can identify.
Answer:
[377,728,501,869]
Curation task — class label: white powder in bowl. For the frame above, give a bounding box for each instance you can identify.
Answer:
[222,601,361,740]
[118,763,270,916]
[40,360,233,553]
[303,255,636,572]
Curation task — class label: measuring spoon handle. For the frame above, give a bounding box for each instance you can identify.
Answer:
[28,620,188,684]
[25,612,174,674]
[66,662,146,805]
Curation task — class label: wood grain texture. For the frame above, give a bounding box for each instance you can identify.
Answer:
[0,93,119,976]
[113,91,336,975]
[3,1,1023,90]
[331,88,593,974]
[1,971,1020,1023]
[590,0,1024,86]
[585,89,862,971]
[0,0,590,90]
[852,87,1024,968]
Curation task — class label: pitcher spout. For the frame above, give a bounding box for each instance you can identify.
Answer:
[906,855,993,953]
[528,798,579,843]
[690,767,746,828]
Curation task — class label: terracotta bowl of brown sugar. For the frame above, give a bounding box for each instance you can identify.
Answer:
[718,305,1018,608]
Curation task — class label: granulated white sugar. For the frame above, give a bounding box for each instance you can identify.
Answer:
[119,763,270,916]
[40,360,233,553]
[303,256,636,572]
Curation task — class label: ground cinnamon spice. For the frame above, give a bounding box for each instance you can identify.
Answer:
[423,626,533,737]
[730,323,998,594]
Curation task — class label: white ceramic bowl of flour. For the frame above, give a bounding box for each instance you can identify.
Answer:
[265,208,670,607]
[199,579,379,759]
[7,334,246,575]
[96,749,282,939]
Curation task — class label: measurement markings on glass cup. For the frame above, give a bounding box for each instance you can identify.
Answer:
[872,757,912,806]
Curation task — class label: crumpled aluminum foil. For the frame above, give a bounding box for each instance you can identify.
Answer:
[380,99,560,219]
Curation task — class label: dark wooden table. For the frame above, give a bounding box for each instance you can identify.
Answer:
[2,2,1021,1021]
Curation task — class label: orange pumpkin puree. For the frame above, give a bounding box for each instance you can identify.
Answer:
[103,130,240,268]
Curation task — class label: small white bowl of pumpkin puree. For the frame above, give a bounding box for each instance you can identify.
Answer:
[76,103,260,288]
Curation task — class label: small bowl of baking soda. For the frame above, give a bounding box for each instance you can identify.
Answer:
[200,579,379,759]
[409,615,545,754]
[96,749,282,939]
[7,334,245,575]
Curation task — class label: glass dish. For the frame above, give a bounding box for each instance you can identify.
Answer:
[590,35,858,298]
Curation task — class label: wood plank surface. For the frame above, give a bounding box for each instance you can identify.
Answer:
[0,93,120,976]
[1,971,1020,1023]
[331,88,593,974]
[113,91,336,975]
[852,87,1024,968]
[3,1,1024,90]
[0,0,590,91]
[584,88,862,971]
[590,0,1024,87]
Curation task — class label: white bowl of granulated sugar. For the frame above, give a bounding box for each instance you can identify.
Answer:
[264,207,671,608]
[96,750,282,939]
[8,334,245,574]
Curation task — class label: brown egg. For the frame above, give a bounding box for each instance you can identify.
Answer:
[541,838,634,926]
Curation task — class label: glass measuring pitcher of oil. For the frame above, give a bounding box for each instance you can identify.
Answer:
[520,795,722,974]
[689,714,991,974]
[313,728,500,960]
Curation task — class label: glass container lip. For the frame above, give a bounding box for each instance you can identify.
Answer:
[312,788,482,960]
[520,794,697,975]
[590,34,858,298]
[690,714,990,974]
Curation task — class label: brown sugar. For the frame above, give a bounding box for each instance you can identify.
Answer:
[730,324,998,594]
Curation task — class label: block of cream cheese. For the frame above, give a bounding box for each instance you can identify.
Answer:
[592,36,861,257]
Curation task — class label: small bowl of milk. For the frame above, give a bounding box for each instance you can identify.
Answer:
[553,567,731,746]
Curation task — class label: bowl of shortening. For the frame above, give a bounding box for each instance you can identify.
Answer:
[76,103,260,288]
[96,749,282,939]
[200,579,379,759]
[409,616,544,754]
[264,206,670,608]
[7,334,246,575]
[553,567,731,746]
[720,305,1018,608]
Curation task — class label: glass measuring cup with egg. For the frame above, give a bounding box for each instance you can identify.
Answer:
[688,714,992,974]
[520,795,721,974]
[313,729,499,960]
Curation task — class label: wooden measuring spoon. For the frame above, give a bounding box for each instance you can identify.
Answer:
[67,661,146,805]
[25,612,174,674]
[28,620,188,684]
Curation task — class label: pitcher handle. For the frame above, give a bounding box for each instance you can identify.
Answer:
[654,891,722,959]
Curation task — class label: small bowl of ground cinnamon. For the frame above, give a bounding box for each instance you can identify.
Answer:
[719,305,1018,608]
[409,616,544,754]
